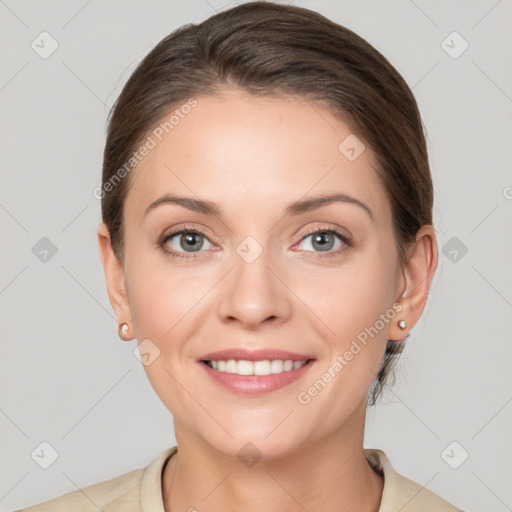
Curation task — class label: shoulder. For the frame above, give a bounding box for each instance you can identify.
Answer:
[15,468,143,512]
[16,446,177,512]
[364,448,464,512]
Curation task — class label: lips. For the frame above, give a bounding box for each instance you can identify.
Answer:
[198,348,316,395]
[199,348,314,362]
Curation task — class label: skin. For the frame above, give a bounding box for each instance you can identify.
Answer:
[98,89,438,512]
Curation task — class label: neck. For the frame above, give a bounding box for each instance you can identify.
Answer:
[162,405,383,512]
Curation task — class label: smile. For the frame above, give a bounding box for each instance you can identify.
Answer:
[204,359,308,375]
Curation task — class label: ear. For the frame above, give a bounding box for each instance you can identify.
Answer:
[388,225,438,341]
[97,222,134,339]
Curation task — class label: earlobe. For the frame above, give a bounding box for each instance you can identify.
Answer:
[97,223,133,338]
[388,225,438,341]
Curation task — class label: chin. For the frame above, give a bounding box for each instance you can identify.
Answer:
[193,418,310,462]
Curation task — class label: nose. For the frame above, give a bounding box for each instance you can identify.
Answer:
[217,241,293,330]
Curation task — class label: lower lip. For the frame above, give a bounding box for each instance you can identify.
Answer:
[199,360,315,395]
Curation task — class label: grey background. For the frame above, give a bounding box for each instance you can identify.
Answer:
[1,0,511,510]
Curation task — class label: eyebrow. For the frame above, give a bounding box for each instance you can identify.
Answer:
[143,192,373,221]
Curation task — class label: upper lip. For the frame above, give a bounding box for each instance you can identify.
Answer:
[199,348,314,362]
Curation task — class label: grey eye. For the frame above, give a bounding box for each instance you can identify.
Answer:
[164,231,213,253]
[301,231,343,252]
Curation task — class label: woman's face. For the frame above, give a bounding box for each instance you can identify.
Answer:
[114,89,407,458]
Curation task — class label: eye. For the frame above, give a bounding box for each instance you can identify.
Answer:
[294,227,351,258]
[159,226,214,259]
[158,225,351,260]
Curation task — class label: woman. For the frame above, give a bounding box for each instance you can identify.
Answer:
[19,1,462,510]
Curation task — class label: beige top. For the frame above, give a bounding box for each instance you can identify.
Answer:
[18,446,462,511]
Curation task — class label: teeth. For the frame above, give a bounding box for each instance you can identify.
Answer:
[270,360,283,373]
[225,359,237,373]
[206,359,307,375]
[284,360,294,371]
[254,360,271,375]
[238,360,254,375]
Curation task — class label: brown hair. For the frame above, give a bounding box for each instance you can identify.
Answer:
[101,1,433,405]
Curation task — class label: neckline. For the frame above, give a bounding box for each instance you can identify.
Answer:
[144,446,389,512]
[140,446,177,512]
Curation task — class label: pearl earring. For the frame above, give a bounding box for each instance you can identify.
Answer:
[120,323,129,338]
[397,320,407,330]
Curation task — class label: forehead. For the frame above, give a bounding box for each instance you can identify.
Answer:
[124,90,391,225]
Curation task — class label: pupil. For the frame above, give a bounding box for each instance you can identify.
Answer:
[313,232,333,252]
[182,233,202,252]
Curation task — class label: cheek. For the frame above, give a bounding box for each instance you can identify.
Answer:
[296,254,398,399]
[123,258,204,418]
[294,271,393,419]
[123,252,202,345]
[299,257,397,343]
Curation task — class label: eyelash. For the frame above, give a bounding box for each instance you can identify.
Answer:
[158,224,352,260]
